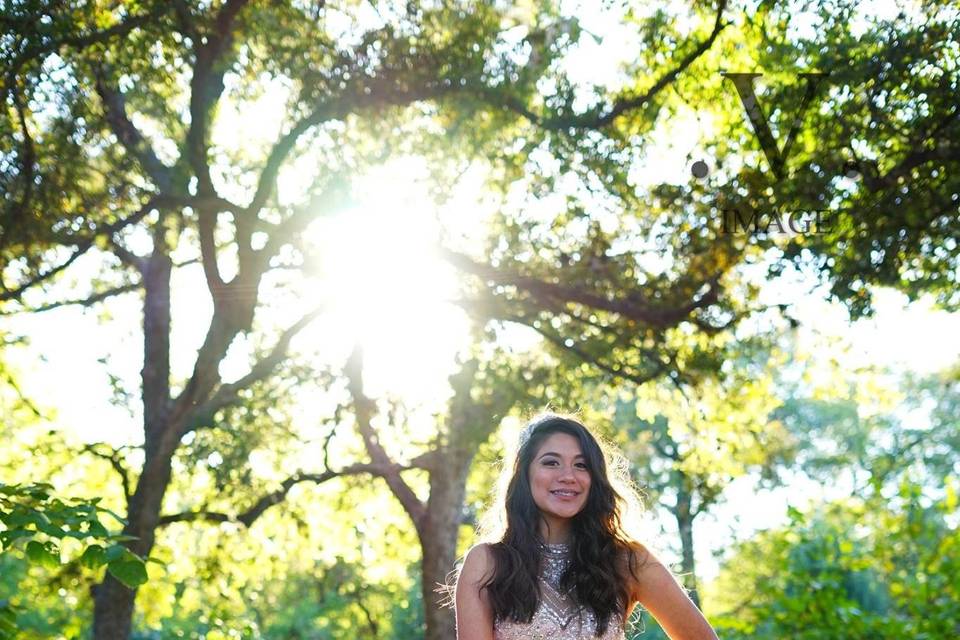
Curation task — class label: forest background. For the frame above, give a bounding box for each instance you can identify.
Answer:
[1,0,958,638]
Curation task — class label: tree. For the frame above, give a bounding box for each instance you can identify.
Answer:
[643,0,960,318]
[4,0,499,632]
[2,1,739,637]
[609,343,793,607]
[769,0,960,318]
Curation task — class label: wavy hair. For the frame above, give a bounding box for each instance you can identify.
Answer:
[478,413,648,637]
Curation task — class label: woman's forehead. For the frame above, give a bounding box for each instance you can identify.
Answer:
[533,432,583,457]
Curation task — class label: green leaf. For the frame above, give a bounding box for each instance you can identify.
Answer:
[107,558,148,588]
[0,604,16,626]
[3,512,32,529]
[38,521,66,537]
[0,528,32,548]
[0,606,16,636]
[88,520,109,538]
[97,507,128,525]
[104,543,126,562]
[25,540,60,569]
[79,544,107,569]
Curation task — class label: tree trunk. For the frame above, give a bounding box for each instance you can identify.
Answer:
[420,359,502,640]
[420,453,470,640]
[92,447,176,638]
[91,577,136,640]
[674,478,700,609]
[93,250,177,639]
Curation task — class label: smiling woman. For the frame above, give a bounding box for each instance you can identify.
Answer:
[528,432,593,540]
[454,414,719,640]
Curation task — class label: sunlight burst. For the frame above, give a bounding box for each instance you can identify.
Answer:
[300,162,473,405]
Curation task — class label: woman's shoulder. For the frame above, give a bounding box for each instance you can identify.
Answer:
[460,543,495,582]
[465,542,495,560]
[615,540,654,566]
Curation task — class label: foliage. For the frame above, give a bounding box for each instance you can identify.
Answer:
[775,364,960,496]
[667,0,960,318]
[0,482,147,638]
[709,483,960,639]
[706,358,960,639]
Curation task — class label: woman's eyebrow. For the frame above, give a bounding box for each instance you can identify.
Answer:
[537,452,586,460]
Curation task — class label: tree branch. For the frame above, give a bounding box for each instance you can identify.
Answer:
[184,306,326,432]
[588,0,728,128]
[157,461,406,528]
[479,0,728,130]
[94,69,173,192]
[651,434,680,462]
[186,0,251,197]
[505,313,670,386]
[1,367,44,418]
[1,282,141,315]
[246,79,452,215]
[197,206,225,292]
[0,8,162,104]
[344,346,428,533]
[253,180,349,267]
[107,237,148,274]
[0,196,160,302]
[165,194,247,217]
[83,444,133,508]
[9,79,35,214]
[443,248,720,329]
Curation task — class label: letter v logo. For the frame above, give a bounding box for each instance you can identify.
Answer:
[721,72,827,181]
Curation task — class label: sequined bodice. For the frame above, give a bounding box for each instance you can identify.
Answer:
[493,543,626,640]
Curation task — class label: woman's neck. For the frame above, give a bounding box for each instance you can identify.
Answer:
[539,517,572,544]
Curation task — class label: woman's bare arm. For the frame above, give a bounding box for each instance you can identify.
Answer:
[633,550,719,640]
[455,543,495,640]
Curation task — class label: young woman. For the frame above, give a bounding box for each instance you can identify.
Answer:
[454,414,719,640]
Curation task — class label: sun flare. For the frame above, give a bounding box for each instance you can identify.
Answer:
[299,162,474,404]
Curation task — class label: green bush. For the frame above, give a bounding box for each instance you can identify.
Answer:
[709,481,960,639]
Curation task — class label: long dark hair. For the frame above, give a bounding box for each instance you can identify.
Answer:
[481,414,647,637]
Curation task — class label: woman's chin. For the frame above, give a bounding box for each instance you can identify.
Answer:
[547,505,585,520]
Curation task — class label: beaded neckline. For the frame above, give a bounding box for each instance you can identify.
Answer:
[539,541,572,593]
[541,541,570,557]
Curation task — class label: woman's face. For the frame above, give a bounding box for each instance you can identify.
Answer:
[528,432,592,525]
